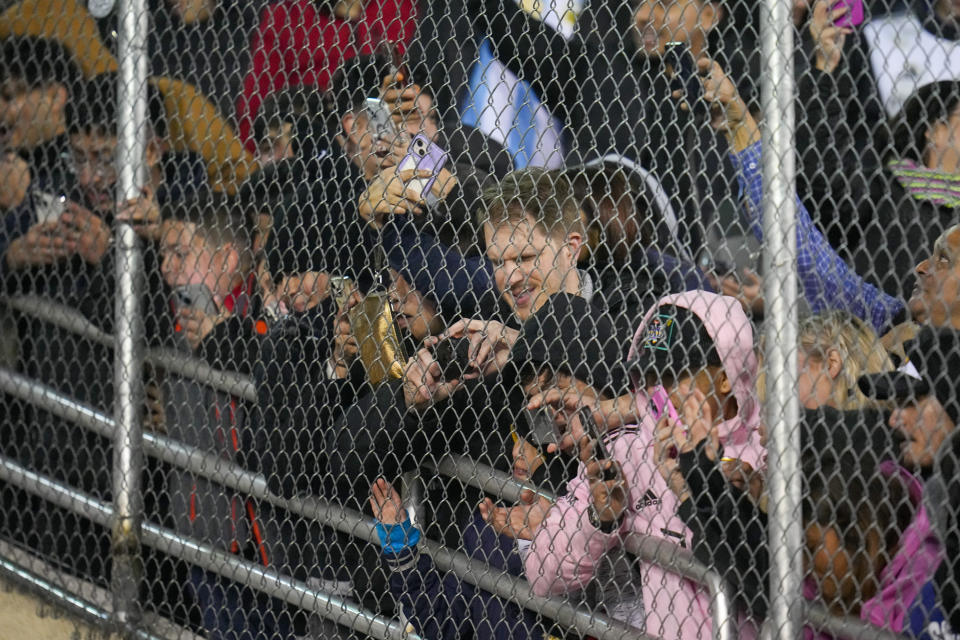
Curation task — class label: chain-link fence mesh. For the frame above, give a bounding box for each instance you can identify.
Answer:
[0,0,959,638]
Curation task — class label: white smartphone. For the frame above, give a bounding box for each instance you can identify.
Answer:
[33,191,66,224]
[364,97,398,141]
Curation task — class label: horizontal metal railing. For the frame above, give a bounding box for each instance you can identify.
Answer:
[0,365,648,640]
[0,552,168,640]
[0,295,912,640]
[2,295,256,401]
[0,454,417,640]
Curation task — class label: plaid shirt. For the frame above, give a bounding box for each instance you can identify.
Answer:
[730,142,904,334]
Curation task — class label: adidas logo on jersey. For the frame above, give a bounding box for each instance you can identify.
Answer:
[635,489,661,510]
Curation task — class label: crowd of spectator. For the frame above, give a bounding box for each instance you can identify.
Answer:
[2,0,960,639]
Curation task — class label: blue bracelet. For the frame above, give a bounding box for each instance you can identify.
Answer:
[374,518,421,554]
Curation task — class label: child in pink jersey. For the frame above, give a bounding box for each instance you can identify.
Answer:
[521,291,766,638]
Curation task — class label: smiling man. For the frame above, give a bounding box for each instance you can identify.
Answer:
[480,169,585,322]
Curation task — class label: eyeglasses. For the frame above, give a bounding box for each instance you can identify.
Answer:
[64,150,118,180]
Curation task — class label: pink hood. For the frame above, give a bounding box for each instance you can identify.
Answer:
[627,291,764,463]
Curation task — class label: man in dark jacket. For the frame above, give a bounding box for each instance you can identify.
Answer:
[0,69,205,584]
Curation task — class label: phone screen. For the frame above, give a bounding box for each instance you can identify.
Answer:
[364,97,398,141]
[33,191,66,224]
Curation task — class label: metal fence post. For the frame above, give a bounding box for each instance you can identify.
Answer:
[760,0,804,638]
[112,0,149,629]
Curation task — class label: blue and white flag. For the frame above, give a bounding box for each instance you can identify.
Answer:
[460,0,581,169]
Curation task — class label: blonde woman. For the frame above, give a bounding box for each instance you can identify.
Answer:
[757,310,893,410]
[796,310,894,410]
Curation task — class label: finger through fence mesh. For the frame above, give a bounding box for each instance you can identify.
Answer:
[0,0,957,638]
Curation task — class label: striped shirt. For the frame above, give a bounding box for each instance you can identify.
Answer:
[730,142,905,334]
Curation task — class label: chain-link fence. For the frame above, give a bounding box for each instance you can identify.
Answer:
[0,0,958,638]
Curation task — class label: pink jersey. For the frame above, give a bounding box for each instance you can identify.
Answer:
[524,292,766,638]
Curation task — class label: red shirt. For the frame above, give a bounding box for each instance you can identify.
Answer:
[236,0,419,149]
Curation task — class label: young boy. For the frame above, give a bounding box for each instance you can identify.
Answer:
[159,198,288,639]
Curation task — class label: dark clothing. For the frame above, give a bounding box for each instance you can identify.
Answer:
[380,512,545,639]
[250,302,394,622]
[163,285,293,639]
[676,407,903,620]
[476,0,723,253]
[149,0,264,119]
[438,121,514,181]
[784,22,957,299]
[257,140,373,280]
[94,0,264,119]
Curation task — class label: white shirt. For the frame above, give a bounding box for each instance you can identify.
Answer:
[864,11,960,116]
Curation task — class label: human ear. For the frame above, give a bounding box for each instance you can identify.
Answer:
[566,231,584,262]
[715,369,732,395]
[826,349,844,381]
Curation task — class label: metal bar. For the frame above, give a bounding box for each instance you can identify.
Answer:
[804,605,910,640]
[0,455,419,640]
[0,555,167,640]
[759,0,803,638]
[1,296,256,402]
[0,366,897,640]
[427,454,557,504]
[421,541,654,640]
[0,368,645,639]
[113,0,150,616]
[622,534,736,640]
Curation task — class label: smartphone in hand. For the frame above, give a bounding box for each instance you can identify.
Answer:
[364,97,399,142]
[172,283,219,316]
[33,191,66,224]
[578,406,619,480]
[431,337,474,380]
[664,41,704,118]
[649,386,683,459]
[832,0,864,28]
[398,134,449,199]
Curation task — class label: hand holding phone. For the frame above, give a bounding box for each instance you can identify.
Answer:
[33,191,67,224]
[664,41,704,118]
[578,406,618,480]
[398,134,449,199]
[431,337,474,380]
[364,97,399,142]
[649,386,683,458]
[831,0,863,28]
[172,283,219,316]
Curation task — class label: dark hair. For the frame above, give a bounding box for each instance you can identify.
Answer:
[325,53,393,123]
[890,80,960,163]
[565,162,657,263]
[802,454,914,611]
[66,72,168,139]
[161,194,256,257]
[0,36,82,92]
[478,168,584,238]
[253,86,326,146]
